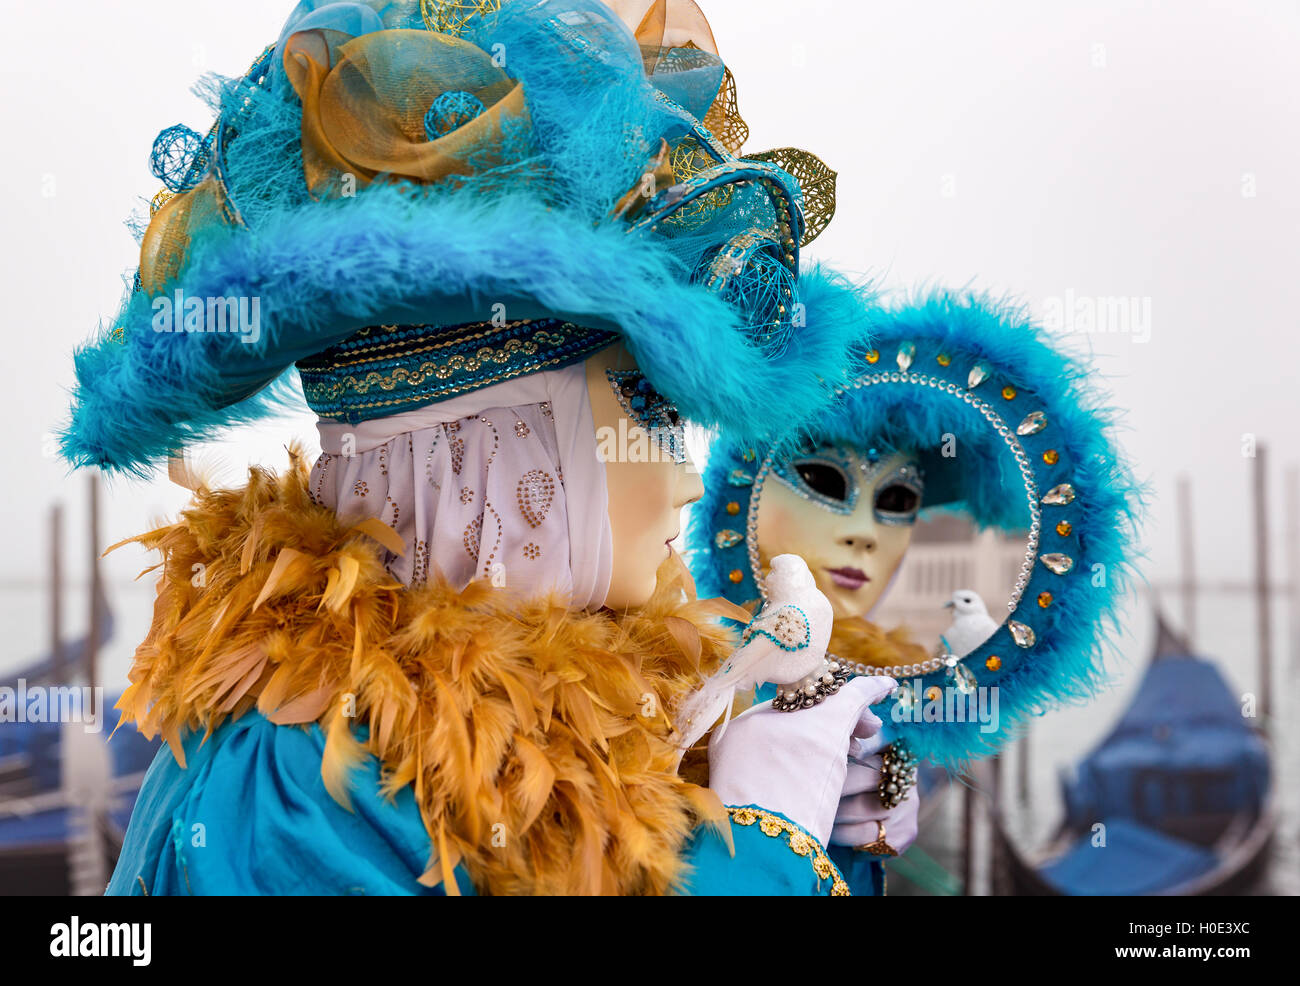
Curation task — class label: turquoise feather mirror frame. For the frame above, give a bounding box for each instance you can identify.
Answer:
[689,291,1142,768]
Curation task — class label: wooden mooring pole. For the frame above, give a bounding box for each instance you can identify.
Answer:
[1252,446,1272,721]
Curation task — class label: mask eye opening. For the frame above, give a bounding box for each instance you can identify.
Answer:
[606,368,688,464]
[872,463,924,526]
[794,458,850,502]
[771,448,860,515]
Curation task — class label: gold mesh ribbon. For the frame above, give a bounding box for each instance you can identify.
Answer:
[138,26,531,292]
[139,175,227,295]
[618,1,834,241]
[419,0,502,36]
[282,28,528,197]
[745,147,838,246]
[627,1,749,155]
[701,63,748,155]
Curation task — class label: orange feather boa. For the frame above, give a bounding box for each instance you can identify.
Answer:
[828,616,933,670]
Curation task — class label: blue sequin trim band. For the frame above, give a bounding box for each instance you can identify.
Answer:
[296,318,617,424]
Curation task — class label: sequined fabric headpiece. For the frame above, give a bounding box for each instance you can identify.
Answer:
[61,0,856,472]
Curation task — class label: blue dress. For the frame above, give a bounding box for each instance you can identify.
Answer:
[107,711,857,896]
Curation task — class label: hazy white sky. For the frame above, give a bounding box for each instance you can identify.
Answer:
[4,0,1298,646]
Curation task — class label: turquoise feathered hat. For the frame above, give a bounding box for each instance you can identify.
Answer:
[60,0,853,475]
[689,288,1144,767]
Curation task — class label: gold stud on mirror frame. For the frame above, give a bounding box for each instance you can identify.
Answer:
[726,501,740,516]
[1041,553,1074,575]
[936,352,952,367]
[1043,449,1060,465]
[1037,591,1053,608]
[985,654,1002,671]
[1055,520,1073,536]
[1001,385,1017,400]
[865,349,880,364]
[728,569,744,584]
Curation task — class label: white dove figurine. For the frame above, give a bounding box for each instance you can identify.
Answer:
[674,554,834,751]
[940,588,999,658]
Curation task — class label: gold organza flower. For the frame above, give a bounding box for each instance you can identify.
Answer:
[282,27,529,197]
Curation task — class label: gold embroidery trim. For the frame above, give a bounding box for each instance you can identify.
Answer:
[298,321,614,414]
[302,319,555,370]
[727,806,850,896]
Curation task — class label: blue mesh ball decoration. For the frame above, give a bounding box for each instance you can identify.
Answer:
[696,245,798,357]
[424,90,486,141]
[149,124,208,193]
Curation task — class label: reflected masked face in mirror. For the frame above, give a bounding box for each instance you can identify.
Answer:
[756,445,923,621]
[585,343,704,610]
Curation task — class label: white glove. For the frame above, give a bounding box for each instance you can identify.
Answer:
[829,742,921,854]
[707,675,897,847]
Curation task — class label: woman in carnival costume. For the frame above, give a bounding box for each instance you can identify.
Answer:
[690,289,1143,889]
[59,0,908,896]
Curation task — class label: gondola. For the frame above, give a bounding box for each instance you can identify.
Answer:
[992,613,1274,896]
[0,584,160,894]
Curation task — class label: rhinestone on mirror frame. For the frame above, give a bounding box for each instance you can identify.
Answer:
[896,342,916,371]
[1017,411,1047,436]
[728,469,753,487]
[968,363,991,388]
[1041,552,1075,575]
[944,662,975,694]
[1008,620,1037,648]
[894,680,917,714]
[1041,483,1076,506]
[715,529,743,549]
